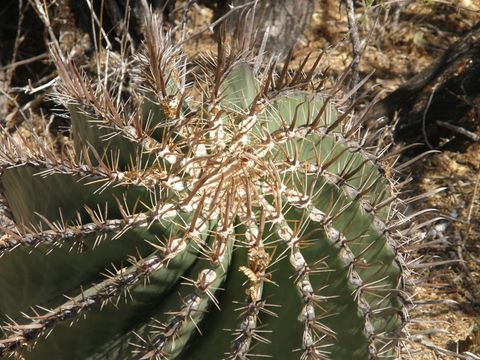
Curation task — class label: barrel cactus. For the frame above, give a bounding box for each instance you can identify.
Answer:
[0,16,408,360]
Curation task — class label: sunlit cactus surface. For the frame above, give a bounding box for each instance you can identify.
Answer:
[0,15,408,360]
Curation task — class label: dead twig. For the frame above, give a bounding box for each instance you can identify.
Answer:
[4,94,44,132]
[178,1,256,46]
[6,0,27,86]
[422,83,439,149]
[413,336,480,360]
[1,53,48,72]
[436,121,480,142]
[344,0,361,94]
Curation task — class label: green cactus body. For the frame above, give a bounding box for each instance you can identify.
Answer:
[0,16,406,360]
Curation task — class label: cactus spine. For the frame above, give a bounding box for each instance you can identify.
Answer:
[0,15,407,360]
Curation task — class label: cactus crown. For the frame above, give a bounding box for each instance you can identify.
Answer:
[0,14,407,360]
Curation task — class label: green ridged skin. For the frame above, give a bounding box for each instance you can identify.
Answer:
[0,15,406,360]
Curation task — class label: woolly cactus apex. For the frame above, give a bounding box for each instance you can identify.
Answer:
[0,15,410,360]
